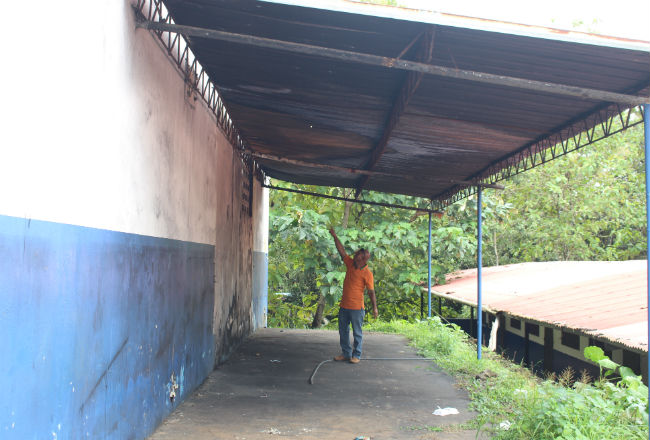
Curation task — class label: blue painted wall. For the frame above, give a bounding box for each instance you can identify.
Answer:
[499,331,600,378]
[553,348,600,379]
[0,215,215,439]
[446,318,489,346]
[446,318,473,336]
[252,251,268,329]
[501,331,544,372]
[500,330,527,364]
[528,339,545,373]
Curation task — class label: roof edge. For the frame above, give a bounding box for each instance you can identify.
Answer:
[427,287,648,352]
[263,0,650,52]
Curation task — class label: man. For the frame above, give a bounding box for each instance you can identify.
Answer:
[329,227,378,364]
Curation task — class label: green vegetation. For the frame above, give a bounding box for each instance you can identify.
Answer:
[268,188,466,325]
[486,124,646,264]
[367,319,649,439]
[268,123,646,327]
[267,118,648,438]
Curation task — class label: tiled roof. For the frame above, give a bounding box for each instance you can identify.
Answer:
[432,260,648,351]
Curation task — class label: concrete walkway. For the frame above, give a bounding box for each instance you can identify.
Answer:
[149,328,485,439]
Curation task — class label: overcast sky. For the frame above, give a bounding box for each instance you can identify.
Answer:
[405,0,649,41]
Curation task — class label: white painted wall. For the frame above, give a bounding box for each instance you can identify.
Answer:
[0,0,226,245]
[253,180,270,253]
[1,0,263,365]
[1,2,265,437]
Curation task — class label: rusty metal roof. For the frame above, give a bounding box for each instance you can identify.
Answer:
[433,260,648,351]
[155,0,649,204]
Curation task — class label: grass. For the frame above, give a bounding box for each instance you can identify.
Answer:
[366,318,648,439]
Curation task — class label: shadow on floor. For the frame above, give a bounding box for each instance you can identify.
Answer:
[149,328,487,439]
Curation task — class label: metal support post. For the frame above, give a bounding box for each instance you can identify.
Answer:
[643,103,649,431]
[428,212,432,318]
[477,186,483,360]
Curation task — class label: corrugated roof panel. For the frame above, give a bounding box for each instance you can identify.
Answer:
[159,0,649,202]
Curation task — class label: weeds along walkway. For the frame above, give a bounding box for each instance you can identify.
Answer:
[148,328,484,440]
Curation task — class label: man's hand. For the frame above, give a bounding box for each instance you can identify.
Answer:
[368,289,378,319]
[330,227,346,260]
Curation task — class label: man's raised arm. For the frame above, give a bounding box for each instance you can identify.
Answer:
[329,227,347,261]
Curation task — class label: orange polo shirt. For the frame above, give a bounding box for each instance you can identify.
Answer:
[340,255,374,310]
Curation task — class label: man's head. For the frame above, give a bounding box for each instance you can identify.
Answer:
[353,248,370,269]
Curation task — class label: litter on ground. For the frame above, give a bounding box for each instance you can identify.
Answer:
[432,406,459,416]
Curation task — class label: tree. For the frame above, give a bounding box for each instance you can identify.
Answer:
[485,123,646,264]
[268,185,485,326]
[268,119,646,326]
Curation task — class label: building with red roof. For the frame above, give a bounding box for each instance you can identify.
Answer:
[431,260,647,380]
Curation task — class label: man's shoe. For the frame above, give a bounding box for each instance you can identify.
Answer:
[333,355,349,361]
[349,357,360,364]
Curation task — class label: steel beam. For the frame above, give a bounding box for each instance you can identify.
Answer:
[252,151,450,181]
[451,180,505,189]
[133,1,248,155]
[252,151,493,185]
[477,186,483,360]
[355,27,436,197]
[250,152,384,176]
[428,211,432,318]
[432,105,645,206]
[263,184,442,214]
[136,20,649,106]
[643,103,649,420]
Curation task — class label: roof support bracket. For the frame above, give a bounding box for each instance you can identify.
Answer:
[355,26,437,197]
[432,105,644,206]
[135,20,649,106]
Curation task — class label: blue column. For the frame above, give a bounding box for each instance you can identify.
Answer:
[428,212,432,318]
[643,104,650,420]
[477,186,483,360]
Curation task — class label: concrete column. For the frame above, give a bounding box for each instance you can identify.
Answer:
[252,179,269,329]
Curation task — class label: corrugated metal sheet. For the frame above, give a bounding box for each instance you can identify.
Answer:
[161,0,649,202]
[433,260,648,351]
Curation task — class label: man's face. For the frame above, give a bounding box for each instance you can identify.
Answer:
[353,249,370,268]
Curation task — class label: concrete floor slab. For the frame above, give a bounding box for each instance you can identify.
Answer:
[149,328,485,439]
